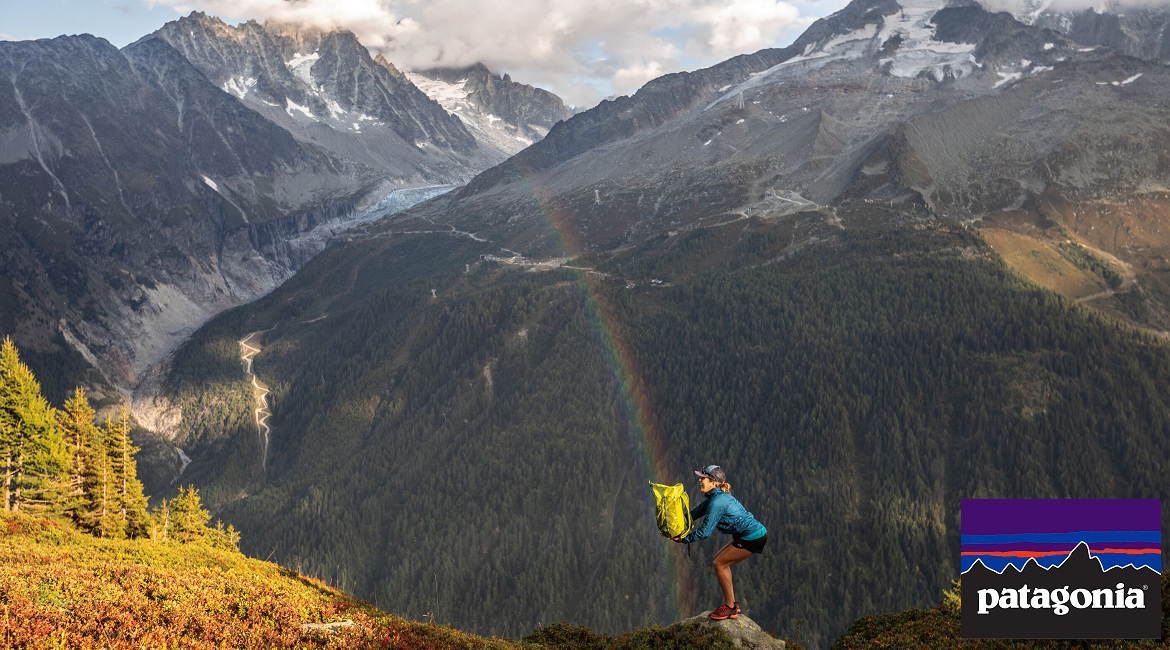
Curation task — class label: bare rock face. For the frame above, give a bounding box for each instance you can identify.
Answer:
[1,14,510,405]
[1029,5,1170,65]
[675,613,786,649]
[0,34,384,391]
[148,13,501,180]
[408,63,573,154]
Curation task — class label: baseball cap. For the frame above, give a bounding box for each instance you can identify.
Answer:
[694,465,726,482]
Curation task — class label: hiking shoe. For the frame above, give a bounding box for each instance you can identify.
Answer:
[734,602,742,616]
[709,604,738,620]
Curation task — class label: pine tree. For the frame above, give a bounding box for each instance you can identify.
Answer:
[169,484,211,543]
[0,337,67,513]
[103,407,149,539]
[58,388,100,524]
[80,426,117,538]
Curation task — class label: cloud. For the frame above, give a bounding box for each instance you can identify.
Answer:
[141,0,820,107]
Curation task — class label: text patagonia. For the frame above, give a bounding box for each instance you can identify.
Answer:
[977,584,1146,615]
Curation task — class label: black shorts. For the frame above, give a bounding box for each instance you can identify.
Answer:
[731,533,767,554]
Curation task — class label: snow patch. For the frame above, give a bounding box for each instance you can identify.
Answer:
[1078,47,1096,52]
[994,71,1022,88]
[323,97,346,120]
[1032,65,1054,74]
[1020,59,1032,68]
[1044,42,1055,50]
[405,72,470,107]
[285,98,316,120]
[881,0,978,82]
[286,51,320,86]
[1118,73,1143,85]
[202,176,217,191]
[222,76,257,99]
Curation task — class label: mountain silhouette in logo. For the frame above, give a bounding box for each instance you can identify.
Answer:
[962,542,1161,639]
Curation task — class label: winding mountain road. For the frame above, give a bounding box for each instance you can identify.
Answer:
[239,329,274,475]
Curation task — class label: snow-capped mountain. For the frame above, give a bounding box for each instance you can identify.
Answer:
[406,63,573,156]
[148,12,503,183]
[388,0,1167,268]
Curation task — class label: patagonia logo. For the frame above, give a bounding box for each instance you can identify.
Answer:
[961,499,1161,639]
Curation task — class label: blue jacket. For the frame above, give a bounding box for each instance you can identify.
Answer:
[682,487,766,544]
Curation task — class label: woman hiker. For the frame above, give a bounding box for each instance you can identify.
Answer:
[663,465,767,620]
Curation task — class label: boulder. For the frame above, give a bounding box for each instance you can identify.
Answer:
[673,612,785,649]
[300,619,355,633]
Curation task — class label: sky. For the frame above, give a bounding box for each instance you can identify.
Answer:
[2,0,1166,107]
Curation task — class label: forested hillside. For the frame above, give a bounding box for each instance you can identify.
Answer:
[161,223,1170,648]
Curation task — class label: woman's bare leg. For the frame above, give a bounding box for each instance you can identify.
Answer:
[712,542,753,607]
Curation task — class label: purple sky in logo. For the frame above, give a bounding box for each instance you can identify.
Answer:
[961,499,1161,535]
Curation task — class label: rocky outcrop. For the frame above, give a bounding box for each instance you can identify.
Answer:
[674,613,786,649]
[1031,6,1170,64]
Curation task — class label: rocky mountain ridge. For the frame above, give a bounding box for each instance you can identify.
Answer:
[406,63,573,155]
[1010,0,1170,64]
[148,12,505,178]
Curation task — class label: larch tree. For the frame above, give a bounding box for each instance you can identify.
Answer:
[0,337,67,513]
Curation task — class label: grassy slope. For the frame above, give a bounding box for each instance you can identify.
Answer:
[0,511,781,650]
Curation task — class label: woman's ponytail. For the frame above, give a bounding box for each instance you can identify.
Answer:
[716,482,732,494]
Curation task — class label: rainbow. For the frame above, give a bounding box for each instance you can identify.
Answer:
[505,166,696,622]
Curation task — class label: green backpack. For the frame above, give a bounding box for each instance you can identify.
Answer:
[650,482,694,539]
